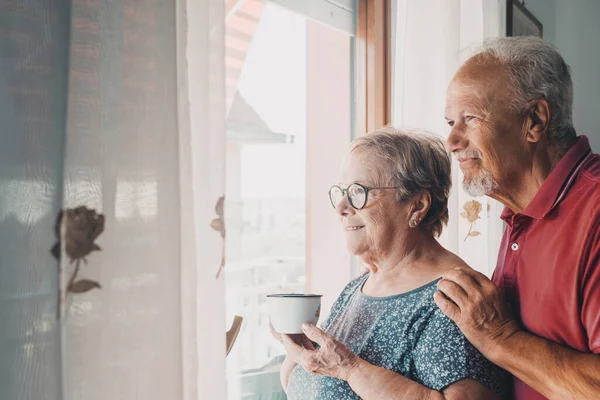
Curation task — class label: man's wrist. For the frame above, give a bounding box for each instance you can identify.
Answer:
[488,321,523,365]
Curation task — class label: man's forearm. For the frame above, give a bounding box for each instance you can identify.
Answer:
[491,330,600,399]
[347,358,442,400]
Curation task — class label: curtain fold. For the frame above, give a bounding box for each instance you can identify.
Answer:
[178,0,227,399]
[392,0,506,276]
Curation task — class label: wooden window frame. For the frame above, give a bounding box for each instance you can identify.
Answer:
[356,0,392,134]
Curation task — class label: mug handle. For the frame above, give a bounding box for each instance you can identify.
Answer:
[226,315,243,356]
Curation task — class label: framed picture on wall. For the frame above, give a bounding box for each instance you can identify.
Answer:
[506,0,543,37]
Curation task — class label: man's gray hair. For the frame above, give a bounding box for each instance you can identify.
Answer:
[350,126,451,238]
[473,36,576,146]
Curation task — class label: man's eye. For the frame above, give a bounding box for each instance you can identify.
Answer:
[465,115,477,121]
[447,120,454,127]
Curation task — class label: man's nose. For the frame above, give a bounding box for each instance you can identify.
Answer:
[447,126,467,153]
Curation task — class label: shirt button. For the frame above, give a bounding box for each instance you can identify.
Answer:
[511,243,519,251]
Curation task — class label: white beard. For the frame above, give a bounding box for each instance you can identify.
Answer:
[463,168,499,197]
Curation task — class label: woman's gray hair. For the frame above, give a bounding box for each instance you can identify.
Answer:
[350,127,451,238]
[474,36,576,146]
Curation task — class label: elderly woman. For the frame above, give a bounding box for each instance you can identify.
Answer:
[276,127,510,399]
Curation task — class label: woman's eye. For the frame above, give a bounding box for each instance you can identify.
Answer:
[447,120,454,127]
[350,186,364,196]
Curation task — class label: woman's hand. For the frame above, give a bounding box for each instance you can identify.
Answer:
[280,356,297,392]
[281,323,360,382]
[269,320,283,344]
[276,331,311,393]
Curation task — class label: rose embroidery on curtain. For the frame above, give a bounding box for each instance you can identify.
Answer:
[52,206,105,291]
[461,200,482,241]
[51,206,105,318]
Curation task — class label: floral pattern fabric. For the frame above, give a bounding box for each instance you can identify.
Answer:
[286,273,510,399]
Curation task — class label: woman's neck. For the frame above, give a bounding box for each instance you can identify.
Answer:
[360,234,451,296]
[363,232,441,273]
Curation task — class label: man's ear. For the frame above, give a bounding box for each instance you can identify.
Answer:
[525,99,551,143]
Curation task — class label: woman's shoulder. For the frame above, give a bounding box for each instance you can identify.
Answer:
[327,274,368,311]
[339,273,369,298]
[320,273,369,331]
[434,248,472,274]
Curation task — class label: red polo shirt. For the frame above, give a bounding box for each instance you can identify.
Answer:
[492,136,600,400]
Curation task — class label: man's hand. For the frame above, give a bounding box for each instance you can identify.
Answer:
[434,266,520,359]
[281,323,360,381]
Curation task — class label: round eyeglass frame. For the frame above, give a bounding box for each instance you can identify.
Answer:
[328,183,400,210]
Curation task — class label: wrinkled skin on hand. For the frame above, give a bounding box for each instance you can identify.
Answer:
[434,266,520,358]
[282,323,360,381]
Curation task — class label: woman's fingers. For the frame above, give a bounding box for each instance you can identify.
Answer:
[280,356,297,393]
[282,334,302,354]
[285,326,361,380]
[282,334,320,374]
[269,320,283,343]
[288,333,305,345]
[301,323,327,345]
[301,335,316,350]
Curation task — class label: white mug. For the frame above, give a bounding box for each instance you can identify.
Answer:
[267,293,323,334]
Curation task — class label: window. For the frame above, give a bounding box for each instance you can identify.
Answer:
[223,0,390,398]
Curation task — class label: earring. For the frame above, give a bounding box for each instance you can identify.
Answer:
[409,216,421,228]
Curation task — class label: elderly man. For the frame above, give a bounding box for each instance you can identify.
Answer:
[436,36,600,399]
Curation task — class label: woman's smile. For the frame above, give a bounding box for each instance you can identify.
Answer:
[345,225,365,232]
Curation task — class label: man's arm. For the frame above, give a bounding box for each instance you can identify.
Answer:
[492,328,600,399]
[435,267,600,400]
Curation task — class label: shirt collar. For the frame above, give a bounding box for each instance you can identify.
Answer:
[501,136,593,222]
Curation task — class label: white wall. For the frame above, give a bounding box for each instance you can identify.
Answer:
[525,0,600,152]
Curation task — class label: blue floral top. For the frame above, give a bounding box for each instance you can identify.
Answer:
[286,273,510,399]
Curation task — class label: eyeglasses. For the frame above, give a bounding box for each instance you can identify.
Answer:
[329,183,400,210]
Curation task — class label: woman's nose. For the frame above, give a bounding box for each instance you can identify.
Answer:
[335,194,354,216]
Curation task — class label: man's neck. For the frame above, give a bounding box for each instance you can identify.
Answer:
[490,144,567,213]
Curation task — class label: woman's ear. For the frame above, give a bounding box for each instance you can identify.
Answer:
[409,191,431,228]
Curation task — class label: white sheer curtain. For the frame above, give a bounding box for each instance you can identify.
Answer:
[178,0,227,399]
[58,0,226,399]
[0,0,226,399]
[391,0,506,276]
